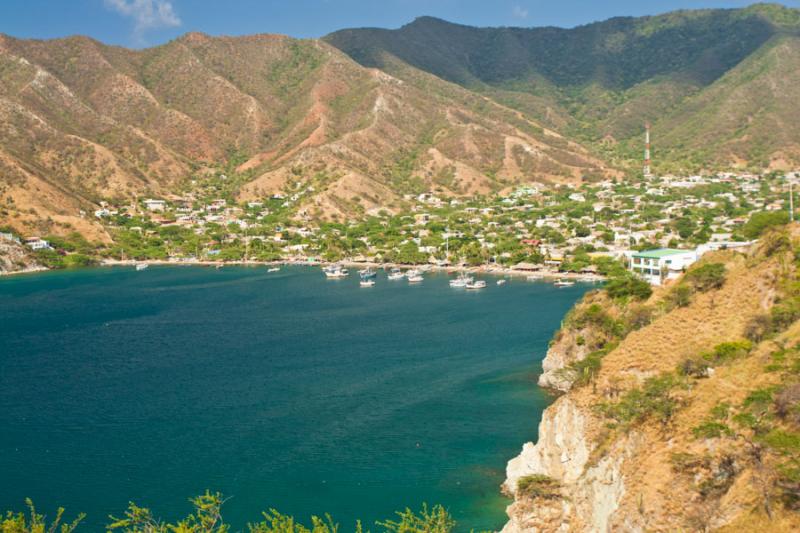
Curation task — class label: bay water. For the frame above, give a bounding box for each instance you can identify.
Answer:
[0,266,589,530]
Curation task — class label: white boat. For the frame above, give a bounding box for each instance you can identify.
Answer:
[359,267,377,279]
[387,268,405,281]
[407,273,424,283]
[449,272,474,287]
[360,279,375,287]
[554,279,575,287]
[267,267,280,273]
[324,265,349,278]
[466,280,487,290]
[497,279,507,286]
[135,263,149,271]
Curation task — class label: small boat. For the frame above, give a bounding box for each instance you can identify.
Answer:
[407,273,424,283]
[554,279,575,287]
[135,263,149,271]
[215,264,223,270]
[497,279,507,286]
[527,274,542,281]
[449,272,473,288]
[387,268,405,281]
[466,280,487,290]
[324,265,349,278]
[267,267,280,273]
[359,279,375,287]
[359,268,377,279]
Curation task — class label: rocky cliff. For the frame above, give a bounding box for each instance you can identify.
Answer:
[0,236,43,275]
[503,228,800,531]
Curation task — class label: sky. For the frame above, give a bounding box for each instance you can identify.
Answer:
[0,0,799,48]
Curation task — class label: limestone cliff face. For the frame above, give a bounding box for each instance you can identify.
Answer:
[503,240,800,532]
[538,329,590,392]
[501,397,628,533]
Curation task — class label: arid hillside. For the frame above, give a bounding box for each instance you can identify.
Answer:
[503,226,800,531]
[0,32,610,238]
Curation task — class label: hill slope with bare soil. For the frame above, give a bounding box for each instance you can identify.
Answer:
[503,226,800,531]
[0,32,610,237]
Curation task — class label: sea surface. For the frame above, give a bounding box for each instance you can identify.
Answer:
[0,266,591,531]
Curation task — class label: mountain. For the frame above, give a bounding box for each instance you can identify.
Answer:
[325,3,800,172]
[3,4,800,240]
[0,32,608,238]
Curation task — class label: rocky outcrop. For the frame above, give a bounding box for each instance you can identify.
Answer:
[0,236,43,275]
[502,397,627,533]
[503,241,800,532]
[538,329,590,392]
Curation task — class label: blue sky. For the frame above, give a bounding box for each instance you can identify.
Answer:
[1,0,799,48]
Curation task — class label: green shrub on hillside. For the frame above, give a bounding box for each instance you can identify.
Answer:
[684,263,726,292]
[604,273,652,301]
[599,373,685,428]
[742,211,789,239]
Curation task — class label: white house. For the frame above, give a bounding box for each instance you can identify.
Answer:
[629,248,698,286]
[24,237,51,250]
[143,199,166,212]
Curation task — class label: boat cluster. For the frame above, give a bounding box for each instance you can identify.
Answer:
[322,265,493,289]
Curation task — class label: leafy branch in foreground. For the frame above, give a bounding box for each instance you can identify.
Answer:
[5,492,458,533]
[1,498,85,533]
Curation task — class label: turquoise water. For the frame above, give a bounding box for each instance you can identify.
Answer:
[0,266,589,531]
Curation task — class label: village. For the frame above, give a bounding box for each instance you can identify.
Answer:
[7,169,798,285]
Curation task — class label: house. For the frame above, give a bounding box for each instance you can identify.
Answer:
[629,248,698,286]
[24,237,51,250]
[144,199,166,212]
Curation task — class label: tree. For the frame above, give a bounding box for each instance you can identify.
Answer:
[742,211,789,239]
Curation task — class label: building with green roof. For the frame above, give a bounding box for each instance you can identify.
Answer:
[629,248,699,286]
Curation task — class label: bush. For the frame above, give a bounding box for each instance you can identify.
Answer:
[742,211,789,239]
[677,356,711,378]
[668,284,693,308]
[605,273,652,301]
[600,373,683,427]
[702,341,753,365]
[517,474,561,499]
[744,314,772,342]
[685,263,726,292]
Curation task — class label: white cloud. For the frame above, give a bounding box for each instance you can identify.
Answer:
[105,0,181,43]
[512,5,529,20]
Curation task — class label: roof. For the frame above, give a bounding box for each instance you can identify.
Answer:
[633,248,691,259]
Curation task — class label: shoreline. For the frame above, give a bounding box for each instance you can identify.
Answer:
[97,258,606,283]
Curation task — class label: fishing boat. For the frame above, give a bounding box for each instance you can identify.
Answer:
[387,268,405,280]
[527,273,543,281]
[496,279,507,286]
[465,280,487,290]
[554,279,575,287]
[267,267,280,273]
[135,263,149,271]
[359,279,375,287]
[324,265,349,278]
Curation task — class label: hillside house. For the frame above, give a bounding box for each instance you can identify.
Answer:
[629,248,698,286]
